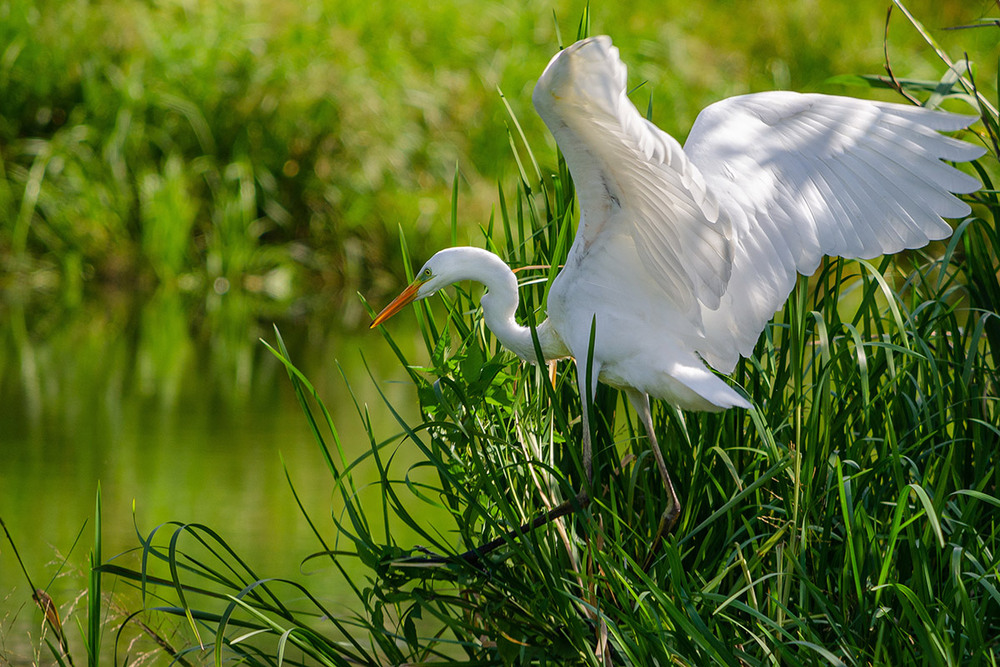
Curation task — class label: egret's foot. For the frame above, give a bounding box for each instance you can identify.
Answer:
[452,491,591,563]
[392,491,591,567]
[642,500,680,571]
[391,546,451,566]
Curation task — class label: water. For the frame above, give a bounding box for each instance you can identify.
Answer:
[0,285,429,662]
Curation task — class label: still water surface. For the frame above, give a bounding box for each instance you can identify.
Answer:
[0,286,431,660]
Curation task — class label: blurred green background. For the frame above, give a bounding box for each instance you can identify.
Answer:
[0,0,993,660]
[0,0,989,307]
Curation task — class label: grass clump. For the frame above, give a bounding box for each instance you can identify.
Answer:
[100,6,999,666]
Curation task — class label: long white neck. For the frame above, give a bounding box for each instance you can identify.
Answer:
[438,247,559,362]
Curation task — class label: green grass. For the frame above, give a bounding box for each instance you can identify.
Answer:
[91,7,1000,664]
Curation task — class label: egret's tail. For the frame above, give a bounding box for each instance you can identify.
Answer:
[665,358,751,412]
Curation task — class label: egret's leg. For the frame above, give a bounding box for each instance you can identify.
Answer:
[625,390,681,566]
[575,348,611,490]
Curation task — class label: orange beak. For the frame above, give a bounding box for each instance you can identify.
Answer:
[370,280,423,328]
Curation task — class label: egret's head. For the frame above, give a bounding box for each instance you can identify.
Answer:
[369,249,467,328]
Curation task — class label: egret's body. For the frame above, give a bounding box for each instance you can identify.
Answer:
[372,36,984,545]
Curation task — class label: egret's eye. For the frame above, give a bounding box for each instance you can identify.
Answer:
[422,268,432,279]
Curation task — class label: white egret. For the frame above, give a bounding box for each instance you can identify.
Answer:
[371,36,984,552]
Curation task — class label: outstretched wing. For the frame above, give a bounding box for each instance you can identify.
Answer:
[684,91,984,372]
[533,36,732,318]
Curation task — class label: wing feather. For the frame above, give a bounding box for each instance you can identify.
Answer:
[533,36,733,316]
[685,90,984,372]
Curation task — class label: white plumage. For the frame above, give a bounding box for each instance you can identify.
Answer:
[373,36,984,539]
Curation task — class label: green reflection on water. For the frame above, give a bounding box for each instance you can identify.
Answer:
[0,286,430,660]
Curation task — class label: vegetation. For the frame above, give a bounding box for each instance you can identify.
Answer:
[0,0,992,316]
[79,6,1000,664]
[1,489,104,667]
[2,1,998,665]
